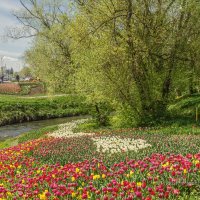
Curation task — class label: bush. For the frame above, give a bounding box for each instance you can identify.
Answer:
[74,120,99,132]
[89,101,112,126]
[111,105,139,128]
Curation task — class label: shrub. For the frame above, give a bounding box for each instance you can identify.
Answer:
[111,105,139,128]
[89,101,112,126]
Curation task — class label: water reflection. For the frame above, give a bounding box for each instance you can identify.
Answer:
[0,116,86,138]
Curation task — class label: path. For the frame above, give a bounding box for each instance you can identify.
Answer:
[19,94,69,99]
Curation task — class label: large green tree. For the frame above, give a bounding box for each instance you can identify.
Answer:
[72,0,200,122]
[11,0,200,125]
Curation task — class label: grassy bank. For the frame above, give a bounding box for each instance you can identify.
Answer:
[0,94,89,126]
[0,124,58,149]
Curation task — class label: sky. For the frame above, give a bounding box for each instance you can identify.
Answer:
[0,0,32,71]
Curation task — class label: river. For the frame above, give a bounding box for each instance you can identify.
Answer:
[0,116,86,138]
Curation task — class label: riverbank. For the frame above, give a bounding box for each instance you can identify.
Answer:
[0,94,89,126]
[0,117,89,149]
[0,115,88,138]
[0,124,57,149]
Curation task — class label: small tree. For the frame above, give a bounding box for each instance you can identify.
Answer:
[19,66,33,78]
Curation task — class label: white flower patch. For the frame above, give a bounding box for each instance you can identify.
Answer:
[48,119,151,154]
[48,119,94,138]
[92,136,151,154]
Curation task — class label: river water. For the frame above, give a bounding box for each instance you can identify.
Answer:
[0,116,86,138]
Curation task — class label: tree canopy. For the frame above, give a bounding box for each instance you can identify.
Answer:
[11,0,200,125]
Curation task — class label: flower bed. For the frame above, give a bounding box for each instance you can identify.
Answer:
[0,83,21,94]
[0,139,199,199]
[0,121,200,199]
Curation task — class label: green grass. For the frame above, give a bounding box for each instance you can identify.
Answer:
[0,137,18,149]
[0,94,89,126]
[75,118,200,136]
[18,124,58,144]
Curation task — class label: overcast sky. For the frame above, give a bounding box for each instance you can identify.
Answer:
[0,0,32,71]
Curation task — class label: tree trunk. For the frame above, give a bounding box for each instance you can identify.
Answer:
[125,0,151,117]
[189,58,196,95]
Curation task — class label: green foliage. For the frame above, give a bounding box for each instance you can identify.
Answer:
[89,101,113,126]
[19,85,32,95]
[169,94,200,110]
[168,94,200,123]
[111,105,139,128]
[25,20,75,94]
[19,82,45,95]
[0,95,89,126]
[12,0,200,126]
[19,66,33,78]
[73,120,99,132]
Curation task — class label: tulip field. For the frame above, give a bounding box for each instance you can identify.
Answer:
[0,84,21,94]
[0,121,200,199]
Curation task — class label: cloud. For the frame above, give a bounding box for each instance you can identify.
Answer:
[0,49,22,58]
[1,55,19,61]
[0,2,21,36]
[0,0,32,70]
[0,15,18,37]
[0,1,20,11]
[0,53,24,72]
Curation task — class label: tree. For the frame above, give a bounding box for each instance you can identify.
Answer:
[72,0,200,122]
[10,68,14,76]
[10,0,200,125]
[9,0,76,93]
[19,66,33,78]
